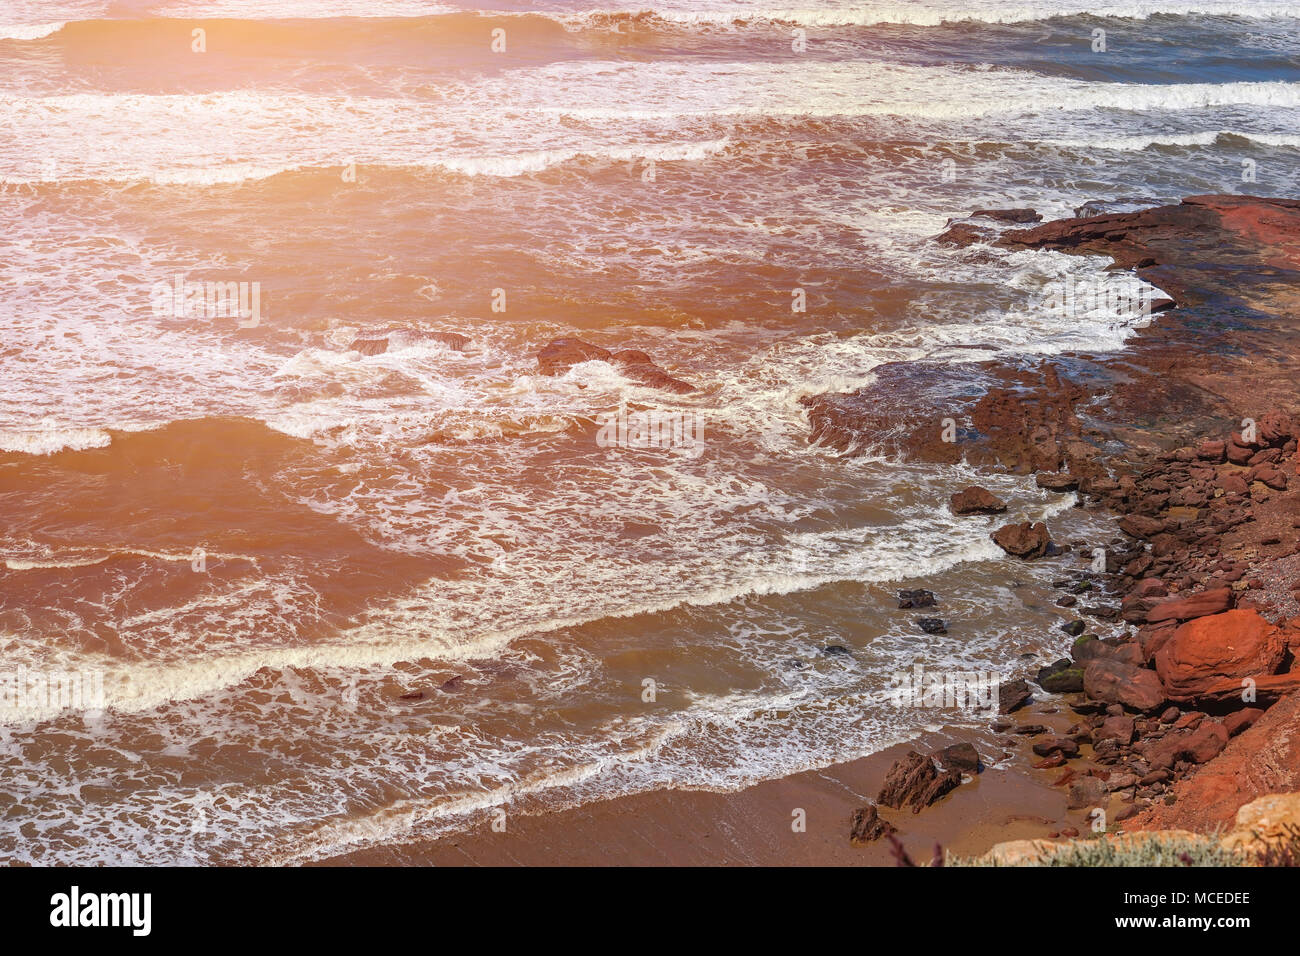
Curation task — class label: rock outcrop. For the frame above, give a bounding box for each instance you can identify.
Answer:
[536,337,697,394]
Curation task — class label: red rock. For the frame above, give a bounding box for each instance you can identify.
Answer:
[1144,586,1235,624]
[1186,721,1230,763]
[1138,621,1179,663]
[349,329,470,356]
[848,804,896,845]
[1083,659,1165,712]
[1260,408,1295,446]
[1035,472,1080,492]
[1220,473,1249,495]
[1254,465,1288,490]
[1125,554,1154,577]
[1122,594,1155,623]
[1032,736,1079,758]
[536,338,696,394]
[950,486,1007,515]
[933,222,996,247]
[350,336,390,356]
[1146,721,1229,770]
[1232,427,1263,450]
[991,521,1050,559]
[1176,671,1300,705]
[1126,693,1300,833]
[1067,776,1108,810]
[1096,715,1136,745]
[1052,769,1076,787]
[609,350,697,395]
[1119,514,1167,539]
[1223,708,1265,737]
[1154,609,1287,702]
[877,751,962,813]
[1136,578,1168,598]
[537,337,612,374]
[1227,441,1255,465]
[1111,643,1145,666]
[971,207,1042,224]
[1248,447,1282,467]
[1197,440,1227,462]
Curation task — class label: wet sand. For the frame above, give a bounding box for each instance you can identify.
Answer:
[316,716,1080,866]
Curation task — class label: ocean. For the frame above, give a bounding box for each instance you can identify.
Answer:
[0,0,1296,864]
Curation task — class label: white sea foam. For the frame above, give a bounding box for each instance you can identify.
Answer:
[153,0,457,16]
[3,547,258,571]
[0,20,65,39]
[2,70,1294,185]
[0,423,112,455]
[625,1,1300,26]
[1049,129,1300,150]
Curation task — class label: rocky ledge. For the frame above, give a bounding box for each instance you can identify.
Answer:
[837,196,1300,851]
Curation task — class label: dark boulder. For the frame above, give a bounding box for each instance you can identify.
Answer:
[998,678,1033,714]
[848,803,896,845]
[937,742,982,774]
[898,589,937,609]
[877,751,963,813]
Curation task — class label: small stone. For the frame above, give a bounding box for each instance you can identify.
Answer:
[898,589,937,609]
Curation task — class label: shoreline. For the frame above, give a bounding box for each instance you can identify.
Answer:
[321,195,1300,866]
[313,194,1300,866]
[313,718,1082,865]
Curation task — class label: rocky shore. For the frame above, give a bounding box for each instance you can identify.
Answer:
[316,196,1300,867]
[827,195,1300,858]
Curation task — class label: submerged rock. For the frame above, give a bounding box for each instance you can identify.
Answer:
[536,337,696,394]
[349,328,470,356]
[898,588,937,609]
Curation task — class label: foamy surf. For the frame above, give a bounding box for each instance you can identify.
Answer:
[2,69,1296,184]
[0,423,112,455]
